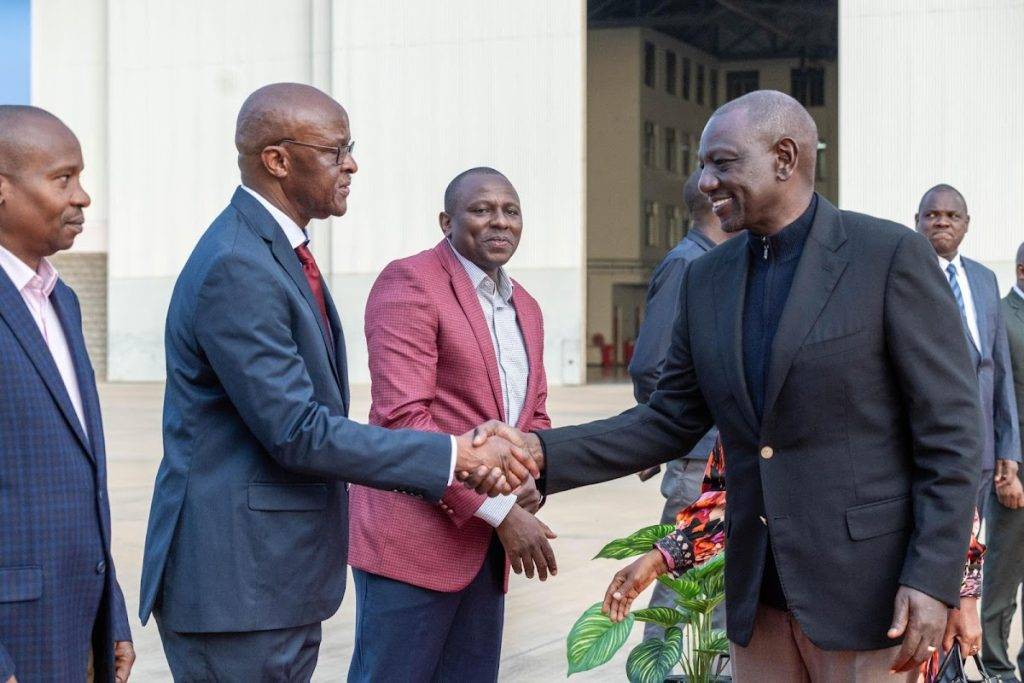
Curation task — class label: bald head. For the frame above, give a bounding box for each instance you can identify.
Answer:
[918,183,967,214]
[444,167,510,214]
[712,90,818,182]
[0,105,76,175]
[235,83,347,157]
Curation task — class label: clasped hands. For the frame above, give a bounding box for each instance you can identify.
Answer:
[454,420,545,496]
[455,421,555,580]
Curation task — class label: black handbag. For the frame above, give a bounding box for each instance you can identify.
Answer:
[928,641,999,682]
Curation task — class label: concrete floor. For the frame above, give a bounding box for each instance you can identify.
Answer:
[101,381,1023,682]
[102,381,662,682]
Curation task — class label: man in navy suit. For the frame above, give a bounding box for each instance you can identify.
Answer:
[914,184,1022,666]
[139,83,535,681]
[0,106,134,681]
[914,184,1021,521]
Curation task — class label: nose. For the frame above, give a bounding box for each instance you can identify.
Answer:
[491,209,512,229]
[74,182,92,208]
[342,152,358,174]
[698,167,718,195]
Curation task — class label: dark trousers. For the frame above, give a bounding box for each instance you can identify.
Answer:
[155,614,321,682]
[982,469,1024,682]
[348,536,505,683]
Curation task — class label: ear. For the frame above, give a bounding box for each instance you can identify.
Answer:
[775,137,798,181]
[439,211,452,236]
[963,214,970,233]
[260,145,289,179]
[1017,263,1024,280]
[914,212,920,227]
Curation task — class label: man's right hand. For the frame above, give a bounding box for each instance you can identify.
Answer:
[995,459,1024,509]
[495,505,557,581]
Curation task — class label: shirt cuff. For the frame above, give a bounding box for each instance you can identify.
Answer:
[474,494,517,527]
[448,435,457,486]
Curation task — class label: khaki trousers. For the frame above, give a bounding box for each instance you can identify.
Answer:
[730,604,904,683]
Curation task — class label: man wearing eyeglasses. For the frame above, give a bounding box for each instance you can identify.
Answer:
[138,83,538,681]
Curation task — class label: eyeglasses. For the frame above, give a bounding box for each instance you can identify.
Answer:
[277,139,356,165]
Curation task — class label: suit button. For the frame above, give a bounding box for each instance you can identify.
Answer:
[96,560,106,574]
[760,446,774,460]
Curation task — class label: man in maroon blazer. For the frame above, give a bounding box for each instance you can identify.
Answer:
[347,167,556,681]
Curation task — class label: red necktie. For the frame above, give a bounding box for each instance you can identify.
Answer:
[294,243,334,345]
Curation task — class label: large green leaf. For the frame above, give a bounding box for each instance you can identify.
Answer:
[566,603,636,676]
[593,524,676,559]
[626,627,683,683]
[631,607,684,629]
[695,630,730,657]
[657,574,700,600]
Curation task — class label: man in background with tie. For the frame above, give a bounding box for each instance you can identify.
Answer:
[981,241,1024,681]
[915,183,1020,520]
[139,83,536,681]
[0,106,134,682]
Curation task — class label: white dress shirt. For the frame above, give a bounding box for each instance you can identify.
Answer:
[239,186,461,485]
[0,244,88,438]
[451,241,531,526]
[1014,284,1024,301]
[938,253,981,351]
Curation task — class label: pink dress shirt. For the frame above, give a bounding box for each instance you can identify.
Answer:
[0,244,88,438]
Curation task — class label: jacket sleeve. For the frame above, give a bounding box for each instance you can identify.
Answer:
[0,642,13,681]
[537,262,714,495]
[364,262,489,526]
[884,231,982,607]
[194,254,451,501]
[991,274,1021,462]
[629,257,690,404]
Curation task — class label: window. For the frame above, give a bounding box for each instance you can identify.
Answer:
[816,141,827,181]
[710,69,719,108]
[665,51,677,95]
[682,57,691,100]
[668,205,685,245]
[681,135,692,176]
[696,64,705,105]
[645,202,660,247]
[644,42,656,88]
[643,121,656,167]
[792,67,826,107]
[664,127,677,173]
[726,70,760,101]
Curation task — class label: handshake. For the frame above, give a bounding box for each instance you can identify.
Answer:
[454,420,546,496]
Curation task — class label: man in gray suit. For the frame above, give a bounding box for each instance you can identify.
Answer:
[629,169,734,637]
[981,241,1024,682]
[915,184,1021,521]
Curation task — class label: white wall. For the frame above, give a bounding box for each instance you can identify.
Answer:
[840,0,1024,289]
[33,0,587,383]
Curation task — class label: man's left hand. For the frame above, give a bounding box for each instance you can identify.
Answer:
[995,460,1024,509]
[941,597,981,657]
[888,586,948,673]
[114,641,135,683]
[514,476,542,514]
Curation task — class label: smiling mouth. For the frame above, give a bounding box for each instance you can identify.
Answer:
[711,197,733,212]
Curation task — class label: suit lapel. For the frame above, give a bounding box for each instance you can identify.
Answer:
[762,200,849,421]
[230,188,341,387]
[962,259,989,355]
[51,284,101,463]
[321,283,350,414]
[435,240,506,419]
[512,290,541,430]
[713,240,759,433]
[0,270,94,460]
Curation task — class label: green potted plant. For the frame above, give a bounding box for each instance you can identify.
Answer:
[565,523,730,683]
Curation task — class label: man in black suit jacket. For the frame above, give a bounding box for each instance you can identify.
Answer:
[474,91,981,681]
